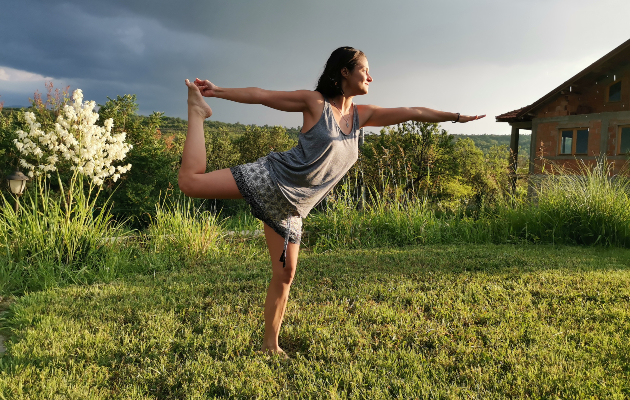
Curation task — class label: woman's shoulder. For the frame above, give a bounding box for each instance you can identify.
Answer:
[302,90,325,105]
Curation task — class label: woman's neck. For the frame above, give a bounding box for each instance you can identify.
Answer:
[329,95,354,114]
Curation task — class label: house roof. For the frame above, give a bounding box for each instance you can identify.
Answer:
[496,38,630,123]
[496,106,529,122]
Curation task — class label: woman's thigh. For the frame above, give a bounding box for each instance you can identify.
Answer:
[181,168,243,199]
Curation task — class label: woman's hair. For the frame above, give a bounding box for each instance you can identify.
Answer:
[315,46,365,98]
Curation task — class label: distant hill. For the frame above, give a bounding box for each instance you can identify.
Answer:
[159,116,301,140]
[452,133,531,166]
[1,106,29,111]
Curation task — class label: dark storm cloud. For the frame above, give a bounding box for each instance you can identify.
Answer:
[4,0,600,81]
[1,0,270,115]
[2,0,630,132]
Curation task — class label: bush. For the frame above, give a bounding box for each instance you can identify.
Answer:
[96,94,181,228]
[346,122,513,213]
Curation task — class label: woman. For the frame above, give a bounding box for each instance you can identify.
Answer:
[179,46,484,357]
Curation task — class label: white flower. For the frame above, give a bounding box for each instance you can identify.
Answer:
[72,89,83,104]
[14,87,132,186]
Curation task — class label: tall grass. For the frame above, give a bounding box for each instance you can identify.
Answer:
[307,158,630,250]
[146,197,225,265]
[306,180,496,250]
[3,157,629,294]
[505,158,630,246]
[0,186,227,295]
[0,178,129,294]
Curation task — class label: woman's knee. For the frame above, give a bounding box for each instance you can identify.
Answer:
[274,263,296,285]
[177,172,194,196]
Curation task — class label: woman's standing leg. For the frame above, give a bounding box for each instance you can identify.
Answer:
[183,79,296,355]
[261,223,300,356]
[179,79,242,199]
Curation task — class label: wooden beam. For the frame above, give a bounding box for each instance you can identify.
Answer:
[509,121,532,129]
[510,126,519,194]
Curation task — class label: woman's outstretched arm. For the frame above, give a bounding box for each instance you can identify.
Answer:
[358,104,485,127]
[193,78,321,113]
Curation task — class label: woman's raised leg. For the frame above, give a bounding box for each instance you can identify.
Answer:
[179,79,242,199]
[261,223,300,357]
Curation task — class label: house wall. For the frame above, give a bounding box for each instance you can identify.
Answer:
[529,111,630,174]
[534,67,630,119]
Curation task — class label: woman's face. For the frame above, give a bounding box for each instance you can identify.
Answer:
[343,56,372,96]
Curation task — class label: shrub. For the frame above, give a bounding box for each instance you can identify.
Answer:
[0,88,135,294]
[96,95,181,227]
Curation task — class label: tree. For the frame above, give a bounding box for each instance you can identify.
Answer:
[234,125,297,165]
[357,121,458,201]
[97,95,179,227]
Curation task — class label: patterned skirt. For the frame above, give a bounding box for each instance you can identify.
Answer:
[230,156,302,245]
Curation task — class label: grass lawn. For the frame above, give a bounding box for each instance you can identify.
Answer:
[1,243,629,399]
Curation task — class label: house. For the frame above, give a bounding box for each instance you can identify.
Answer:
[497,38,630,188]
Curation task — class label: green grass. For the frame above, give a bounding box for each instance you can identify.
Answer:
[1,244,629,399]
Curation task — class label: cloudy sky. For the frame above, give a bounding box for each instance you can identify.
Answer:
[2,0,630,136]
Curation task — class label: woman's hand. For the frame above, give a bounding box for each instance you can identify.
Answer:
[194,78,219,97]
[458,114,486,123]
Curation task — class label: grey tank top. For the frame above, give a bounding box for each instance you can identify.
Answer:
[267,99,364,218]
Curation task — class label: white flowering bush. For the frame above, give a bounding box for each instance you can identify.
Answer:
[14,89,132,185]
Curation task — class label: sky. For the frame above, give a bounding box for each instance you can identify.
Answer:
[2,0,630,136]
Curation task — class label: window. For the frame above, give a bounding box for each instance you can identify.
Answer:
[559,128,589,155]
[608,81,621,102]
[619,126,630,154]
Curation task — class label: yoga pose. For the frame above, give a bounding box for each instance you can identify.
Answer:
[179,46,484,357]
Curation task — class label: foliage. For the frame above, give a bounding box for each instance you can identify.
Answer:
[204,127,240,172]
[307,180,507,251]
[350,122,512,211]
[234,125,297,165]
[0,87,139,294]
[96,95,180,227]
[308,156,630,251]
[0,83,69,180]
[0,108,25,179]
[0,176,128,294]
[358,122,455,199]
[452,138,511,208]
[506,157,630,246]
[159,116,302,141]
[453,133,531,169]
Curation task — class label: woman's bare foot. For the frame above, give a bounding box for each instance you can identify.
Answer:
[185,79,213,119]
[261,344,289,359]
